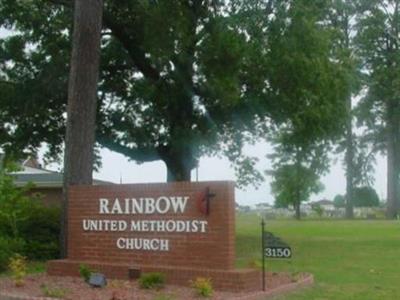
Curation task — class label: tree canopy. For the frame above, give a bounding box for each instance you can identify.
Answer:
[355,0,400,217]
[0,0,264,183]
[333,194,346,208]
[0,0,349,186]
[266,0,348,219]
[353,186,380,207]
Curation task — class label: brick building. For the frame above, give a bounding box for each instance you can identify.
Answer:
[12,158,111,206]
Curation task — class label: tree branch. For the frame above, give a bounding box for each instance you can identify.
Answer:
[265,0,273,16]
[0,80,17,86]
[102,11,161,83]
[45,0,72,8]
[97,134,160,163]
[45,0,161,83]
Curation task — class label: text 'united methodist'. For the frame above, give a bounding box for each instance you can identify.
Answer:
[82,196,208,252]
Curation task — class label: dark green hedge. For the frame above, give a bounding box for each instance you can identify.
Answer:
[0,205,60,270]
[19,206,60,260]
[0,237,25,271]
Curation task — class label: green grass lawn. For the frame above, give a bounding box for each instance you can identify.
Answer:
[236,214,400,300]
[2,215,399,299]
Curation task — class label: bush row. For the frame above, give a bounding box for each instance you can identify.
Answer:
[0,166,61,272]
[0,205,60,271]
[0,237,25,272]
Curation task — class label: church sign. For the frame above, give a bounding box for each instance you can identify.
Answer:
[48,181,260,292]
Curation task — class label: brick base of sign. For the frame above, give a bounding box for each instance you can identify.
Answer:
[47,259,261,292]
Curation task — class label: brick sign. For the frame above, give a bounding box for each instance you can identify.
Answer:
[48,181,260,291]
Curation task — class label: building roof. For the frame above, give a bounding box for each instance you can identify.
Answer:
[312,199,334,206]
[255,202,272,208]
[11,158,112,188]
[12,173,111,188]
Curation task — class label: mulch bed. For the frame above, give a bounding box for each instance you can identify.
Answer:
[0,272,312,300]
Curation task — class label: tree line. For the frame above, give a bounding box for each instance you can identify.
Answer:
[0,0,399,219]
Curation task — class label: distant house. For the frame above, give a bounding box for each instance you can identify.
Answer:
[11,158,112,206]
[311,199,335,212]
[255,202,272,211]
[235,202,251,213]
[300,203,313,215]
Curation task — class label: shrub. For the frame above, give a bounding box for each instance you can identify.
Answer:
[0,164,60,261]
[333,194,345,208]
[290,271,302,283]
[79,264,93,282]
[19,206,60,260]
[312,205,324,218]
[8,254,27,287]
[138,272,165,289]
[353,186,380,207]
[40,284,68,298]
[191,277,213,297]
[0,237,25,272]
[247,259,261,269]
[0,166,36,239]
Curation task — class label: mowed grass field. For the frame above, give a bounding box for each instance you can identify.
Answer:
[236,214,400,300]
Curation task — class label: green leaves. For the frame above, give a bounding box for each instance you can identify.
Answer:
[270,162,324,208]
[0,0,362,185]
[266,1,349,209]
[0,0,266,182]
[0,165,37,238]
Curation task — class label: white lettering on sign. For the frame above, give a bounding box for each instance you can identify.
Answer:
[99,198,109,213]
[129,220,208,233]
[117,238,169,251]
[82,194,208,253]
[82,219,208,233]
[83,219,128,231]
[111,199,123,214]
[156,196,170,213]
[98,197,189,215]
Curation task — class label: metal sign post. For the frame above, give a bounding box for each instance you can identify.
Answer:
[261,219,292,292]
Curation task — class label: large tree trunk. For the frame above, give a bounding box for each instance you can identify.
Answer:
[294,201,301,220]
[61,0,103,258]
[386,101,400,219]
[386,128,400,219]
[345,95,354,219]
[294,153,302,220]
[161,2,198,183]
[166,161,191,182]
[161,147,194,182]
[386,140,397,218]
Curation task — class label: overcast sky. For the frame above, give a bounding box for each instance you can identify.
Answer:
[91,142,387,207]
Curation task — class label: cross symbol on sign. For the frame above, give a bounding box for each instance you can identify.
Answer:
[196,187,216,215]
